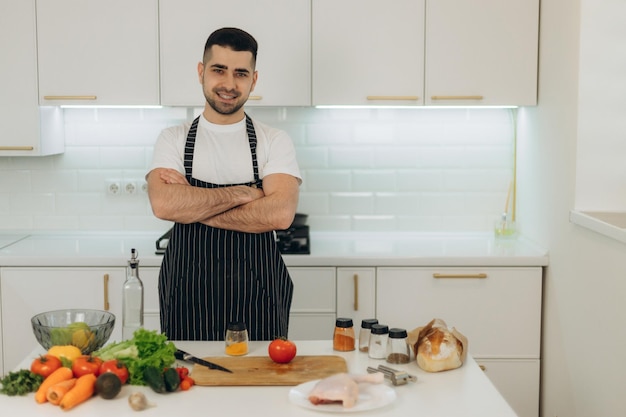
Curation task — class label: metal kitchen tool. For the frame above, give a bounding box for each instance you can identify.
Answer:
[367,364,417,386]
[175,348,233,373]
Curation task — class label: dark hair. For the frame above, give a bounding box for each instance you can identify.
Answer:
[203,27,258,65]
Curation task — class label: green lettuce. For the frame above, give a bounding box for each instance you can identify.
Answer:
[94,328,176,385]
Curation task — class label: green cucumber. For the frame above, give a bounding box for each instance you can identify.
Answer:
[163,368,180,392]
[143,366,166,393]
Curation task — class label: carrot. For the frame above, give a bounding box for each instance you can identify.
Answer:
[59,373,97,411]
[46,378,77,405]
[35,367,74,404]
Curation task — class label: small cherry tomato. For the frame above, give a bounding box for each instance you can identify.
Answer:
[268,338,297,364]
[99,359,129,384]
[72,355,103,378]
[30,354,63,378]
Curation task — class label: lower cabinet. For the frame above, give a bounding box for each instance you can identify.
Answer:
[376,267,542,417]
[0,267,126,373]
[140,267,162,334]
[287,267,336,340]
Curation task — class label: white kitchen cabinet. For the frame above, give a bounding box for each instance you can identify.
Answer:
[0,0,63,156]
[0,267,126,373]
[376,267,542,417]
[159,0,311,107]
[475,358,541,417]
[424,0,539,106]
[36,0,159,106]
[288,267,336,340]
[336,268,376,335]
[312,0,425,106]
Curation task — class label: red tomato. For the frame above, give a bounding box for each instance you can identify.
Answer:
[268,338,297,364]
[72,355,103,378]
[30,354,62,378]
[99,359,129,384]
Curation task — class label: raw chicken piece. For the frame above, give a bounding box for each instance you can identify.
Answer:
[308,372,384,408]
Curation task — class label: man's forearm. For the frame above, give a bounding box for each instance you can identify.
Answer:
[203,194,296,233]
[148,169,264,224]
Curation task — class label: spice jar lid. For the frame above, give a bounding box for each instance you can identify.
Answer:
[360,318,378,329]
[227,322,247,331]
[388,328,408,338]
[335,318,353,328]
[370,324,389,335]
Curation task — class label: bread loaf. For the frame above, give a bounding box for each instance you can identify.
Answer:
[409,319,467,373]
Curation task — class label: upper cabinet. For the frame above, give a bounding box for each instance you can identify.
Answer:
[424,0,539,106]
[312,0,425,107]
[313,0,539,107]
[36,0,159,106]
[0,0,63,156]
[159,0,311,107]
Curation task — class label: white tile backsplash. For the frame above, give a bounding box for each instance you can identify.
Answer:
[0,107,515,232]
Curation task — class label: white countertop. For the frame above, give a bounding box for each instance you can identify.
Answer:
[0,231,548,267]
[0,340,517,417]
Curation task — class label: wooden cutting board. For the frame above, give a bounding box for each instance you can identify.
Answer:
[191,355,348,386]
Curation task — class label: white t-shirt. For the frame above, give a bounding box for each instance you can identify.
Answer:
[149,115,301,185]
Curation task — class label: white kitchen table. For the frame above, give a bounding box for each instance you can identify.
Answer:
[0,340,517,416]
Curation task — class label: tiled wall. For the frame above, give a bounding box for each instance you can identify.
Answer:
[0,107,515,232]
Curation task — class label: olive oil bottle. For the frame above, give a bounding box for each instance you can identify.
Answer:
[122,248,144,340]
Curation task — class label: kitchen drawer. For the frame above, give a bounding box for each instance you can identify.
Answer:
[475,358,540,417]
[288,314,335,340]
[376,267,542,357]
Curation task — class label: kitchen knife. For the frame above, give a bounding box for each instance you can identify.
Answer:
[174,349,233,373]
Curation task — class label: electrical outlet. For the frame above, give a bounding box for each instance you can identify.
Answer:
[140,181,148,193]
[123,181,137,195]
[106,181,121,195]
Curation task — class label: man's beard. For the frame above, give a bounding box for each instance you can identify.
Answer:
[204,88,246,115]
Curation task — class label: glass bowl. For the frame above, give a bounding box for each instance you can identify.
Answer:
[31,309,115,354]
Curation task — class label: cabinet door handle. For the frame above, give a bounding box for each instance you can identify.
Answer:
[353,274,359,311]
[248,95,263,100]
[432,273,487,279]
[366,95,419,101]
[0,146,35,151]
[479,364,486,371]
[430,95,484,101]
[103,274,110,311]
[43,95,97,100]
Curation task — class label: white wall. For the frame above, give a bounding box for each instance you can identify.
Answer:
[518,0,626,416]
[0,107,515,233]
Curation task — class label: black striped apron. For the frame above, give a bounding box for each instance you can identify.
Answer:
[158,115,294,341]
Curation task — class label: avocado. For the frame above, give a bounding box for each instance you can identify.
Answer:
[95,373,122,400]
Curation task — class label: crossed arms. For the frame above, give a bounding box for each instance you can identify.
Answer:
[146,168,299,233]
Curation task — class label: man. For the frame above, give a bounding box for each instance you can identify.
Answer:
[146,27,301,341]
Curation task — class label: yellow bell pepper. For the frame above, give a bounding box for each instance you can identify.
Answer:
[47,345,82,363]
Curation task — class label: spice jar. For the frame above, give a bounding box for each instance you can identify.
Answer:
[368,324,389,359]
[333,318,355,351]
[225,322,249,356]
[386,328,410,364]
[359,318,378,352]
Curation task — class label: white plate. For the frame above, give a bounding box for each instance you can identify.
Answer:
[288,379,396,413]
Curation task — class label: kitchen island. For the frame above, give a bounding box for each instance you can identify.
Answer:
[0,340,517,416]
